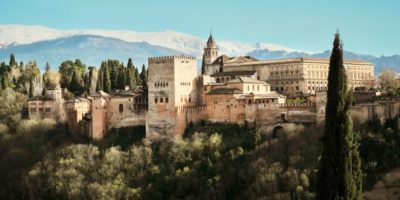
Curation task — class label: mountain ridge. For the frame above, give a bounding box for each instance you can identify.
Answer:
[0,25,399,73]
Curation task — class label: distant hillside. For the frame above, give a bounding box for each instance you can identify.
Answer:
[0,25,399,73]
[0,35,183,68]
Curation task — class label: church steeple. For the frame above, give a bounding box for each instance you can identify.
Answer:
[206,34,216,48]
[203,33,219,66]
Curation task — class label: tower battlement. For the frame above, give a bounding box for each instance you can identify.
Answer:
[148,55,196,64]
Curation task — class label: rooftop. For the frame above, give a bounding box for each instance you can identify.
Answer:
[211,70,256,77]
[227,77,268,84]
[209,55,258,65]
[91,90,110,97]
[207,88,243,95]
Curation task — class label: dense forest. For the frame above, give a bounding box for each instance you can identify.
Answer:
[1,54,400,199]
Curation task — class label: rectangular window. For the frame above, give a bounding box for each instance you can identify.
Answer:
[30,108,36,112]
[160,97,163,103]
[39,108,44,112]
[155,98,158,103]
[166,97,169,103]
[45,108,51,112]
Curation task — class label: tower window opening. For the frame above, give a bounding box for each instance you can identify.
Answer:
[119,104,123,113]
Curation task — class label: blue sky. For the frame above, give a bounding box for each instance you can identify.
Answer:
[1,0,399,56]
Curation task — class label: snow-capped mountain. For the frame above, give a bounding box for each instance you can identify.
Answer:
[0,34,183,68]
[0,25,296,56]
[0,25,399,73]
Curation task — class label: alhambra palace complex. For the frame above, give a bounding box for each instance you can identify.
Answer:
[28,35,399,139]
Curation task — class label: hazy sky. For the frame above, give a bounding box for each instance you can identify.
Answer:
[1,0,399,56]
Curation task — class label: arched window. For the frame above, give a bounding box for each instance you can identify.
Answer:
[119,104,123,113]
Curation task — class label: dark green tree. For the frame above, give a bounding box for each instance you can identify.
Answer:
[103,62,111,93]
[19,61,24,72]
[59,59,86,89]
[117,64,127,90]
[126,58,136,89]
[96,62,105,92]
[28,79,34,97]
[110,60,119,90]
[1,74,10,89]
[45,62,51,72]
[69,71,82,96]
[9,53,17,67]
[134,67,141,87]
[201,54,206,75]
[317,31,362,200]
[140,64,147,90]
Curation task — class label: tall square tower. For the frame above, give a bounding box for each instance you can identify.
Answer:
[146,56,198,139]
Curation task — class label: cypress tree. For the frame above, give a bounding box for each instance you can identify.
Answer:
[134,67,141,87]
[1,76,6,90]
[201,54,206,75]
[117,65,127,90]
[28,79,34,97]
[45,62,51,72]
[140,64,147,90]
[103,62,111,93]
[9,53,16,67]
[110,60,119,90]
[96,62,105,92]
[317,31,362,200]
[69,71,81,96]
[1,72,12,89]
[126,58,136,89]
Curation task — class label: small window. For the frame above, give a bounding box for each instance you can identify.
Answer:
[160,97,163,103]
[155,98,158,103]
[166,97,169,103]
[45,108,51,112]
[119,104,123,113]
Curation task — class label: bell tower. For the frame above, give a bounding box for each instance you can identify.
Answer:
[203,33,219,65]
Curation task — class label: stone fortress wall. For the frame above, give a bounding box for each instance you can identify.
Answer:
[26,35,399,140]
